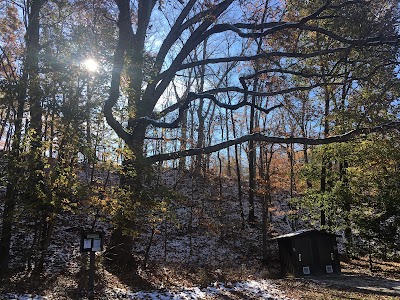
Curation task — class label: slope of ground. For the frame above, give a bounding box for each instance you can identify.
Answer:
[0,168,399,299]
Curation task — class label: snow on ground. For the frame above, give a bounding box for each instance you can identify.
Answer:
[1,295,45,300]
[108,280,293,300]
[2,279,293,300]
[0,168,302,300]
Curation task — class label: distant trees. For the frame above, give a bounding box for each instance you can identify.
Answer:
[287,0,400,257]
[298,134,400,259]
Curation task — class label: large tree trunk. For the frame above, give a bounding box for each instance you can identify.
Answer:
[104,161,142,270]
[105,227,136,270]
[28,0,48,274]
[105,124,149,270]
[102,0,150,268]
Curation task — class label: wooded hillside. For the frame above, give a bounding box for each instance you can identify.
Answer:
[0,0,399,295]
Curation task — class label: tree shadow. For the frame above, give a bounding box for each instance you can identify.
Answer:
[101,261,155,293]
[0,269,59,297]
[0,270,47,294]
[309,274,400,298]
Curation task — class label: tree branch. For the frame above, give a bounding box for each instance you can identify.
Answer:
[147,121,400,162]
[135,91,282,129]
[241,62,396,82]
[104,0,133,144]
[174,47,352,72]
[154,0,197,73]
[147,0,235,105]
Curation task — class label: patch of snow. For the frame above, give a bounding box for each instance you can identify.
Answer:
[103,279,293,300]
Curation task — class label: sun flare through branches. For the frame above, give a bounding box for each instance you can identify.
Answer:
[83,58,98,73]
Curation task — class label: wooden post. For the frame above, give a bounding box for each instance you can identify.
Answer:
[88,251,95,300]
[80,231,102,299]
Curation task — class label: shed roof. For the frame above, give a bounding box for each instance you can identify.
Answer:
[271,229,340,240]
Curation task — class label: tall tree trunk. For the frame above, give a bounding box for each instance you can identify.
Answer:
[259,144,267,260]
[0,75,26,273]
[34,213,55,274]
[248,118,256,225]
[320,83,330,227]
[230,107,245,228]
[288,143,298,230]
[179,109,188,172]
[0,106,11,142]
[0,0,47,273]
[104,143,144,270]
[303,143,312,188]
[194,97,205,174]
[225,109,231,177]
[104,0,158,269]
[0,105,23,273]
[27,0,48,274]
[340,160,352,257]
[194,40,207,175]
[339,70,352,256]
[175,70,192,173]
[247,1,268,224]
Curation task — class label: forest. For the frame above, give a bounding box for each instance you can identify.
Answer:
[0,0,400,299]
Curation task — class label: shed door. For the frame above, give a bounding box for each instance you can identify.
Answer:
[294,237,313,275]
[318,237,335,273]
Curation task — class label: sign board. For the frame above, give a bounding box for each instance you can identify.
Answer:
[80,231,103,252]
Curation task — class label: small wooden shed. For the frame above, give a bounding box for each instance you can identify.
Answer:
[273,229,341,277]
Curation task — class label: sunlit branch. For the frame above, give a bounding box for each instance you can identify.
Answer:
[147,121,400,162]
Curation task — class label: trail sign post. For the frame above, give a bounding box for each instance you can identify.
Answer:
[80,231,103,299]
[80,231,103,252]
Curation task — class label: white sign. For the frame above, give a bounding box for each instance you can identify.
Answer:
[92,238,102,251]
[83,239,92,249]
